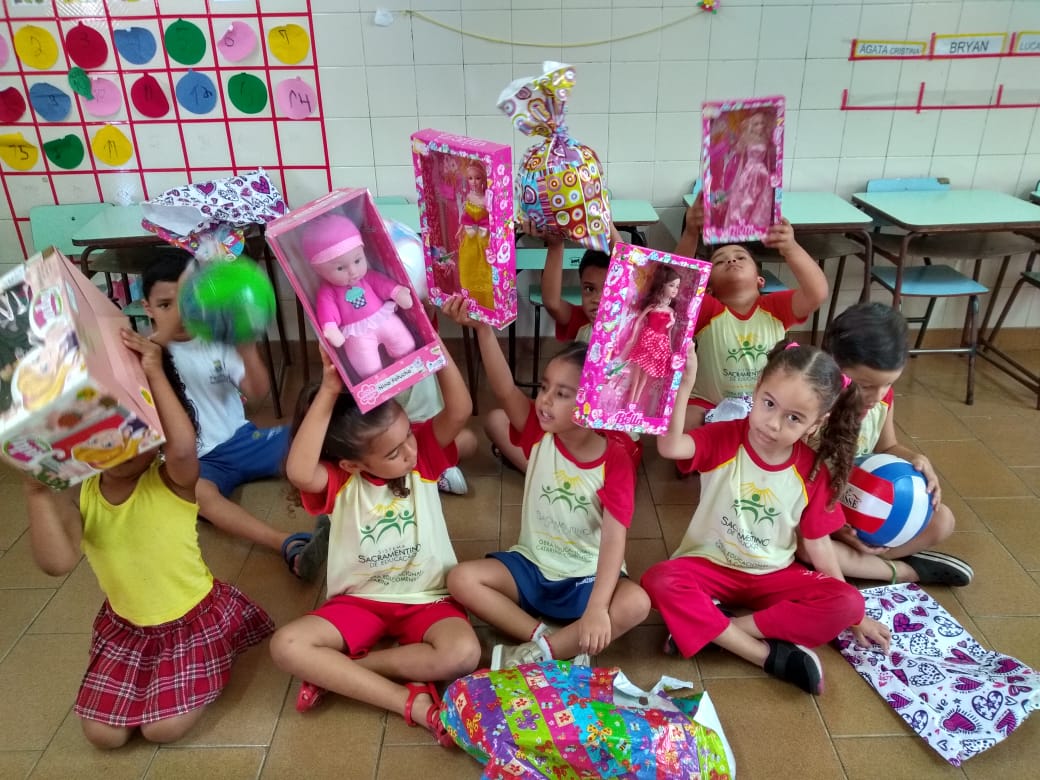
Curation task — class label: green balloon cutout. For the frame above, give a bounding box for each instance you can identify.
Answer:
[164,18,206,66]
[44,134,85,170]
[67,67,93,100]
[228,73,267,114]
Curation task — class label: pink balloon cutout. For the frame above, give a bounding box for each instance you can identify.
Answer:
[216,21,257,63]
[82,76,122,117]
[275,77,317,120]
[0,36,8,69]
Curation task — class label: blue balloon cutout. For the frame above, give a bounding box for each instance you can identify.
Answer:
[29,82,72,122]
[114,26,157,65]
[175,70,217,115]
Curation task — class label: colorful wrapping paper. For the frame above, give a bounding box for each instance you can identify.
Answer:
[441,661,734,779]
[498,62,611,253]
[837,583,1040,766]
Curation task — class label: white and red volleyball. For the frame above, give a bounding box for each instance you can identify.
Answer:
[839,454,934,547]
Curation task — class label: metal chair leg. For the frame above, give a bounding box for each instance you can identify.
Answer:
[531,305,542,398]
[261,330,283,418]
[914,297,938,350]
[965,294,978,406]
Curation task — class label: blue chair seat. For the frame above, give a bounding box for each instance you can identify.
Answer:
[871,265,988,297]
[760,268,786,294]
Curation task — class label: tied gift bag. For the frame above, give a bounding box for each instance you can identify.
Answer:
[498,62,611,252]
[441,661,735,779]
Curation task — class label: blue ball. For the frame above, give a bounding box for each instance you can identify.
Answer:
[839,454,934,547]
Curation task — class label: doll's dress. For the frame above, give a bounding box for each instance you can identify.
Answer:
[628,309,674,378]
[457,200,495,309]
[725,142,773,228]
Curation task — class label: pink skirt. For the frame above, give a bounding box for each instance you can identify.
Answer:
[74,580,274,727]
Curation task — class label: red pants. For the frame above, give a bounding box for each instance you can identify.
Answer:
[641,556,864,657]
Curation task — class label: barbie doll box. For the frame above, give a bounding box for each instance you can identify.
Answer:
[574,244,711,436]
[265,187,444,412]
[410,129,516,329]
[701,95,785,245]
[0,250,164,489]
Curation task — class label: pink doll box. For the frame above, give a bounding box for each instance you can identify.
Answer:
[410,129,517,329]
[0,250,165,490]
[574,244,711,436]
[265,188,445,412]
[701,95,785,245]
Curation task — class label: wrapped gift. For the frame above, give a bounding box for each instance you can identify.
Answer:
[498,61,611,252]
[265,188,444,412]
[574,243,711,435]
[411,129,516,328]
[441,662,735,779]
[701,96,785,245]
[0,250,164,489]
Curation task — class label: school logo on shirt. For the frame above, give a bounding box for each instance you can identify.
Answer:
[360,499,416,545]
[734,482,781,525]
[208,359,228,385]
[726,332,769,363]
[539,469,592,515]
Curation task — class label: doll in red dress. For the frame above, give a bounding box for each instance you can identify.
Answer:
[619,264,682,407]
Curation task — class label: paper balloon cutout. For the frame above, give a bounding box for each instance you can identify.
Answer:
[65,23,108,69]
[0,133,39,171]
[91,125,133,167]
[14,26,59,71]
[165,18,206,66]
[228,73,267,114]
[0,35,8,68]
[268,24,309,64]
[275,77,316,119]
[217,21,257,63]
[114,27,157,65]
[68,67,93,100]
[175,70,217,115]
[82,77,122,118]
[130,73,170,118]
[0,87,26,123]
[29,83,72,122]
[44,134,85,170]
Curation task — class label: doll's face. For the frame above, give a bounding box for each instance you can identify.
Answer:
[661,277,681,302]
[466,166,486,194]
[316,245,368,286]
[745,113,768,140]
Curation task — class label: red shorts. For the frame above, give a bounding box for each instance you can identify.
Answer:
[312,594,467,657]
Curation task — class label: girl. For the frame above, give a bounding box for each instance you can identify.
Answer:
[819,302,972,586]
[455,160,494,309]
[22,330,273,748]
[269,339,481,747]
[643,341,889,695]
[443,296,650,669]
[619,263,681,407]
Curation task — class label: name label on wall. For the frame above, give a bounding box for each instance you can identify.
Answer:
[1014,31,1040,54]
[932,33,1007,56]
[853,40,928,58]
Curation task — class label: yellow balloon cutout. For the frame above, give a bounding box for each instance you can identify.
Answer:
[0,133,39,171]
[267,24,309,65]
[91,125,134,167]
[14,26,59,70]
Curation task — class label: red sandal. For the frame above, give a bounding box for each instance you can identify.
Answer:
[404,682,454,748]
[296,680,326,713]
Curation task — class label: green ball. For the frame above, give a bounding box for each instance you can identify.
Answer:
[178,257,276,343]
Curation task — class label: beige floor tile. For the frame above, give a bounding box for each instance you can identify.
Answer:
[0,481,29,551]
[0,533,73,591]
[627,475,663,540]
[443,476,500,540]
[500,470,525,506]
[0,751,38,779]
[816,645,909,737]
[968,497,1040,571]
[937,488,985,534]
[971,616,1040,670]
[27,558,101,635]
[695,644,769,681]
[1012,466,1040,494]
[232,547,323,627]
[833,736,966,779]
[196,522,253,584]
[30,711,156,780]
[895,395,976,442]
[942,533,1040,616]
[916,440,1031,499]
[961,416,1040,468]
[145,746,265,780]
[595,624,701,692]
[377,744,481,779]
[0,589,52,659]
[653,504,696,553]
[623,537,668,582]
[960,718,1040,779]
[498,504,522,549]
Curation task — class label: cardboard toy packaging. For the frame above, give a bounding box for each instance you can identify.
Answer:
[410,129,516,328]
[265,188,444,412]
[0,250,164,489]
[574,243,711,436]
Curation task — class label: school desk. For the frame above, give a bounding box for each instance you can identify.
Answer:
[611,198,660,246]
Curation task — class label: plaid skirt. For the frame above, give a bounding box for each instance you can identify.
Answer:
[74,579,274,727]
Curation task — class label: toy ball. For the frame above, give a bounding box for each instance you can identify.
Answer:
[839,454,934,547]
[179,257,276,343]
[384,218,427,301]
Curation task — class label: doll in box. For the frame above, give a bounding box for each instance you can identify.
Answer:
[302,214,416,380]
[456,161,495,310]
[618,264,681,407]
[722,111,776,230]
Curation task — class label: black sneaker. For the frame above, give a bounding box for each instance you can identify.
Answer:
[763,639,824,695]
[902,551,974,587]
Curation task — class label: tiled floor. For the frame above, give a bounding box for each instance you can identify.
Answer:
[1,336,1038,779]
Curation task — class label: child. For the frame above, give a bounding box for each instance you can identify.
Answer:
[142,251,328,579]
[268,339,481,747]
[444,296,651,669]
[642,341,889,694]
[675,196,828,429]
[818,302,972,586]
[22,330,273,748]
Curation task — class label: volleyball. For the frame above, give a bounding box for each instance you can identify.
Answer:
[179,257,276,343]
[839,454,934,547]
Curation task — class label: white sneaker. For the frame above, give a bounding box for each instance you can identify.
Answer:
[491,641,546,670]
[437,466,468,495]
[572,653,591,666]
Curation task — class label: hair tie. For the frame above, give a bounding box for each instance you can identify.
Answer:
[841,373,853,390]
[784,341,800,350]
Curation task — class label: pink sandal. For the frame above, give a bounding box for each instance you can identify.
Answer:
[404,681,454,748]
[296,681,326,713]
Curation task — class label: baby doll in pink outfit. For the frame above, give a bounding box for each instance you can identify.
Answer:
[303,214,415,380]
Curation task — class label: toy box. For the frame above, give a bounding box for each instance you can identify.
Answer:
[265,188,444,412]
[0,250,164,489]
[574,243,711,436]
[701,95,785,245]
[410,129,516,328]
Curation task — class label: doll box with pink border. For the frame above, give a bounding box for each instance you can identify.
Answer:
[701,95,785,245]
[574,244,711,436]
[265,187,444,412]
[0,250,165,489]
[410,129,516,329]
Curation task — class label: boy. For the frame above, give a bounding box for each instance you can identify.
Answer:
[677,195,828,429]
[143,251,328,579]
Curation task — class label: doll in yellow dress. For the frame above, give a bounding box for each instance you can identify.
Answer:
[455,161,495,310]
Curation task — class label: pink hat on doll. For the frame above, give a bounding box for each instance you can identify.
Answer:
[302,214,364,266]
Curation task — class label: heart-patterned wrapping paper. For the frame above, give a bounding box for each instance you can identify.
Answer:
[836,583,1039,766]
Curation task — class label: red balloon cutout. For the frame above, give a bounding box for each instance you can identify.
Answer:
[0,86,26,123]
[130,73,170,118]
[65,23,109,70]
